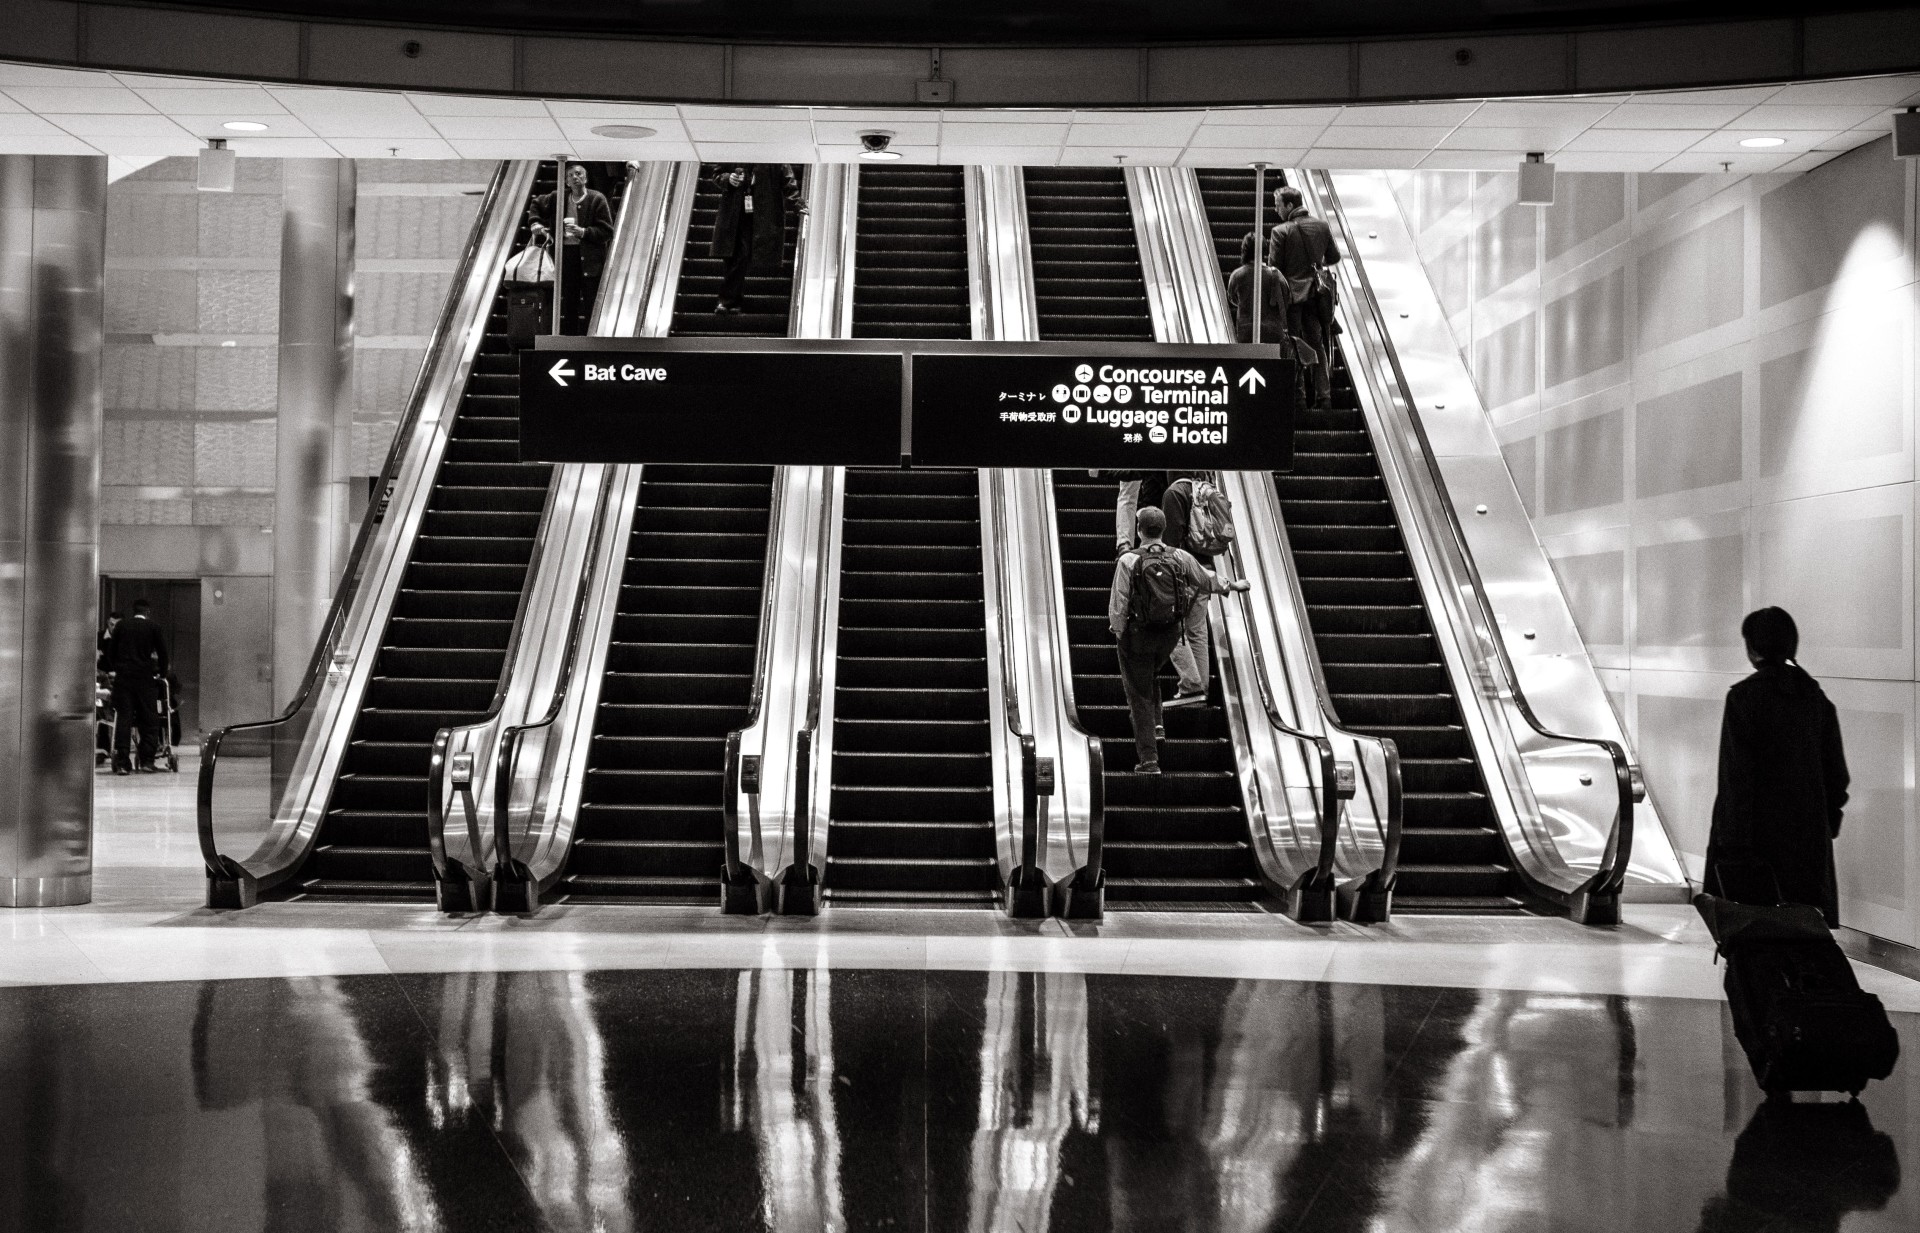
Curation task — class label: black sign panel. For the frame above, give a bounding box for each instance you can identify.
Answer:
[910,352,1293,470]
[518,349,902,466]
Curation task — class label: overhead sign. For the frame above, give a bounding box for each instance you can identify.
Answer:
[517,339,1291,470]
[910,353,1292,470]
[518,349,902,466]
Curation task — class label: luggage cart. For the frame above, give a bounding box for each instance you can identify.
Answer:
[153,676,181,773]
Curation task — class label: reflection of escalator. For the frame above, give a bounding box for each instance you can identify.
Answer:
[1028,166,1260,907]
[825,469,997,904]
[671,167,802,338]
[1196,169,1522,914]
[276,165,574,902]
[820,165,994,906]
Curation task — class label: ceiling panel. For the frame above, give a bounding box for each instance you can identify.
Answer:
[1767,76,1920,106]
[812,119,939,144]
[1726,103,1887,130]
[1303,148,1430,169]
[324,137,461,159]
[1658,149,1798,173]
[1462,100,1623,127]
[1186,125,1328,148]
[406,93,550,117]
[555,116,690,143]
[1437,126,1590,150]
[123,86,288,114]
[1688,129,1845,153]
[1329,102,1481,127]
[1316,126,1457,149]
[4,86,154,114]
[1178,147,1309,167]
[940,120,1067,144]
[52,113,193,137]
[429,116,563,141]
[683,118,815,142]
[1058,146,1183,164]
[1595,102,1755,128]
[1559,128,1709,152]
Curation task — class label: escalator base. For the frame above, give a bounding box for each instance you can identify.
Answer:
[825,889,1000,907]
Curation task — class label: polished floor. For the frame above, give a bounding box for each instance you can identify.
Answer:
[1,965,1914,1232]
[2,758,1916,1230]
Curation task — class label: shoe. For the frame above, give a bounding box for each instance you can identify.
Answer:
[113,764,131,777]
[714,302,742,315]
[1133,761,1162,775]
[1164,691,1207,709]
[136,762,159,774]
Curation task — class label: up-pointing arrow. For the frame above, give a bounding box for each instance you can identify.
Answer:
[1237,366,1267,394]
[549,359,576,387]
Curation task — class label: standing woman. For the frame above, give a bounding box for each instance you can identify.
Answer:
[1707,607,1851,925]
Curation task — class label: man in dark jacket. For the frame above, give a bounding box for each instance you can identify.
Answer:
[108,598,170,774]
[528,162,615,335]
[710,164,804,314]
[1268,186,1342,409]
[1707,607,1851,925]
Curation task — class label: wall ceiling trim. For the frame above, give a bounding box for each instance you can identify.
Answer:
[4,2,1919,110]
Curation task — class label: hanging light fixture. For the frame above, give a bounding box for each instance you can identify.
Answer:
[197,138,235,193]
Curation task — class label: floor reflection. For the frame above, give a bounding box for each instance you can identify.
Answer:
[0,967,1914,1232]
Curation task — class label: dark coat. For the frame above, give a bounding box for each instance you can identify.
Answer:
[528,187,615,277]
[709,164,802,270]
[1707,662,1850,925]
[107,614,169,676]
[1268,209,1342,282]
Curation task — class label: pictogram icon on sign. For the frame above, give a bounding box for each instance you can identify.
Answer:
[549,359,577,386]
[1237,367,1266,394]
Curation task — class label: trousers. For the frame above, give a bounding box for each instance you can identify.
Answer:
[1288,293,1333,407]
[720,227,757,307]
[1169,593,1212,697]
[112,674,162,767]
[1116,625,1182,765]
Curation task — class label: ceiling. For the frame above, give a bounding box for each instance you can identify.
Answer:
[2,60,1915,179]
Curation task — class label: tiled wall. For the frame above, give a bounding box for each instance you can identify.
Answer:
[101,156,493,734]
[1388,139,1920,947]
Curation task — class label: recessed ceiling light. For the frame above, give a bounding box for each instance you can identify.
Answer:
[222,121,268,132]
[589,124,656,140]
[1739,136,1786,148]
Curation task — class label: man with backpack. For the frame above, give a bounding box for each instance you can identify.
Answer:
[1161,472,1237,710]
[1109,506,1249,774]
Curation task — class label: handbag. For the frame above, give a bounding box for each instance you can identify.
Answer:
[505,234,554,285]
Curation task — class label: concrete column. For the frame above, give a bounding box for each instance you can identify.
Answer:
[0,156,106,908]
[272,159,355,711]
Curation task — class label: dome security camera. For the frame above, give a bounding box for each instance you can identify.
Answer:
[858,131,901,160]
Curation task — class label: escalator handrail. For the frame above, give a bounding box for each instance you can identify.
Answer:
[424,471,563,886]
[1238,471,1407,892]
[488,470,618,880]
[722,465,791,881]
[1308,169,1634,899]
[197,159,521,883]
[985,468,1041,887]
[1033,472,1108,888]
[423,162,646,890]
[791,465,840,876]
[1219,551,1358,893]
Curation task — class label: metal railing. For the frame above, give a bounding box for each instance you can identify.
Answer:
[720,466,792,912]
[197,160,535,908]
[1220,473,1406,921]
[1307,169,1637,922]
[985,467,1047,917]
[774,465,840,914]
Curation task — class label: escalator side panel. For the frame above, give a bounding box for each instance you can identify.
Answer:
[1195,169,1524,914]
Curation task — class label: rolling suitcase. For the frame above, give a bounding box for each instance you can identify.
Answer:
[1695,867,1899,1096]
[505,283,551,350]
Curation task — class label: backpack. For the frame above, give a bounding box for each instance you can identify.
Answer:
[1175,477,1236,556]
[1126,545,1193,629]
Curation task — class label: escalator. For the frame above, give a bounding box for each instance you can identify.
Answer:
[1028,167,1262,907]
[820,164,995,906]
[1195,169,1524,914]
[670,166,801,338]
[852,165,969,339]
[550,172,801,902]
[273,164,580,901]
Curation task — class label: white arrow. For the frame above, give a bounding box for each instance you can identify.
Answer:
[549,359,576,387]
[1237,366,1267,394]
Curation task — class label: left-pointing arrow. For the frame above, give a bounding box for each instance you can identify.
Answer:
[549,359,576,386]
